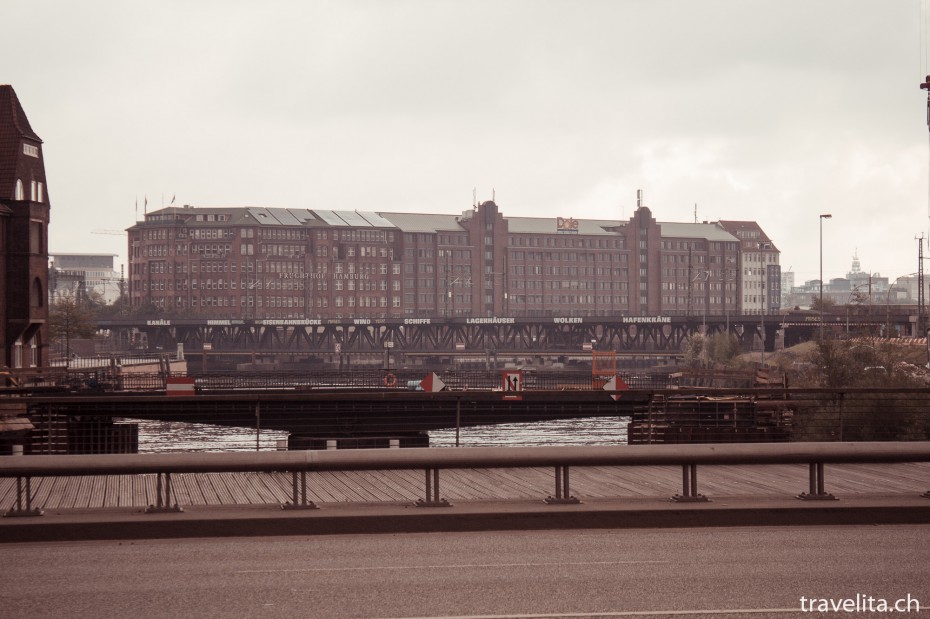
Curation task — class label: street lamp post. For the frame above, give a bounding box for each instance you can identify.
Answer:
[760,274,765,367]
[819,214,832,340]
[758,241,771,366]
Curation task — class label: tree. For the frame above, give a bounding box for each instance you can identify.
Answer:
[705,332,742,367]
[48,292,99,356]
[810,296,836,312]
[682,334,705,369]
[790,339,930,441]
[682,332,744,369]
[93,287,133,320]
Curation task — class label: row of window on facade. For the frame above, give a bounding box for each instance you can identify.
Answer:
[661,240,741,251]
[662,296,735,306]
[509,251,631,263]
[509,265,632,277]
[13,179,44,202]
[139,226,756,256]
[662,270,739,281]
[139,285,678,307]
[134,259,407,276]
[661,281,738,291]
[506,236,633,249]
[148,227,744,252]
[142,226,397,243]
[138,288,674,310]
[135,238,764,267]
[143,295,400,309]
[142,297,721,318]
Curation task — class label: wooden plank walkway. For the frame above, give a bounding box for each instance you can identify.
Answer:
[1,462,928,511]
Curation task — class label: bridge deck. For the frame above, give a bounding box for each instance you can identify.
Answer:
[3,462,928,510]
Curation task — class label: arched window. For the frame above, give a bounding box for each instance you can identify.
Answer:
[31,277,44,308]
[14,179,24,200]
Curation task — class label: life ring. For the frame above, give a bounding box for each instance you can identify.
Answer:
[383,373,397,388]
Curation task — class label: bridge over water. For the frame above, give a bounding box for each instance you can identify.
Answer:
[10,361,929,455]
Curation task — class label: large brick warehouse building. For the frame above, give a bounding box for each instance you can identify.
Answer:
[128,195,781,321]
[0,86,50,368]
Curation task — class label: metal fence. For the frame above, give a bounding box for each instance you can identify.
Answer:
[47,353,177,371]
[184,369,674,391]
[5,368,673,393]
[787,389,930,442]
[3,442,930,516]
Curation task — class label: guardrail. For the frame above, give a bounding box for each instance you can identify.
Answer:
[3,442,929,516]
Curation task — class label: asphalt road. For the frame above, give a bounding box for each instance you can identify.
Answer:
[3,525,928,618]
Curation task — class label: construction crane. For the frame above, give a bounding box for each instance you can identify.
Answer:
[922,75,929,131]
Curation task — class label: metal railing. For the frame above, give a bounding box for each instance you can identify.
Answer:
[47,353,178,370]
[3,442,929,516]
[186,369,675,392]
[3,368,675,394]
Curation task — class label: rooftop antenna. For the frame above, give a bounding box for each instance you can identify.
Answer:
[473,187,476,209]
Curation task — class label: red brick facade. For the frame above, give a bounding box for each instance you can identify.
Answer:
[128,198,778,320]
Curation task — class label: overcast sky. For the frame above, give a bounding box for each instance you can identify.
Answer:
[6,0,930,286]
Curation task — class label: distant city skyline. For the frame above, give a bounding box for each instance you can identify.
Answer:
[4,0,929,285]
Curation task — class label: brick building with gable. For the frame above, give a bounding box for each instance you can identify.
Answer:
[0,85,50,368]
[128,195,781,321]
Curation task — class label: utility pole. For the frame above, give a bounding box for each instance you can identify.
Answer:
[918,235,926,335]
[920,76,930,362]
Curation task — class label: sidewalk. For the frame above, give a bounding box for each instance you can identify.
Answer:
[4,494,930,543]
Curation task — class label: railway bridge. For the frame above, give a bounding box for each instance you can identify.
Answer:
[96,310,918,360]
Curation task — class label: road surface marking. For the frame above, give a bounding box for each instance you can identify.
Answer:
[376,610,802,619]
[236,560,669,574]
